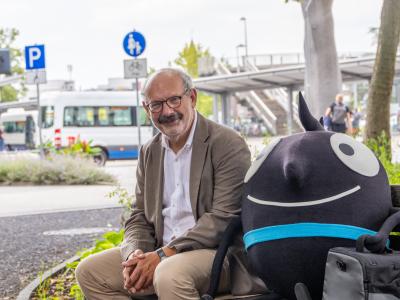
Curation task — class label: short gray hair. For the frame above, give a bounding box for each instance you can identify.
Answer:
[142,67,194,100]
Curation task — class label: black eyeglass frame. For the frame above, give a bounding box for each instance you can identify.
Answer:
[145,88,191,113]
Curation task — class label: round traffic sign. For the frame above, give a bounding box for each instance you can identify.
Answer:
[123,31,146,57]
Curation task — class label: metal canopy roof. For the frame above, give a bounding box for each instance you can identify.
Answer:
[194,55,400,94]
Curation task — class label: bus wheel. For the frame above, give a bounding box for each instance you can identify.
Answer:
[93,149,107,166]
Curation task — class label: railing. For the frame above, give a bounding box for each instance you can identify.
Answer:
[226,52,375,71]
[245,59,302,129]
[237,90,278,135]
[215,60,278,135]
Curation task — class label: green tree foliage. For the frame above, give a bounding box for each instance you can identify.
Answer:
[0,28,25,102]
[174,40,211,78]
[174,40,213,118]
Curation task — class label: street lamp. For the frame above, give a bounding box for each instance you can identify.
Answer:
[236,44,245,73]
[240,17,248,68]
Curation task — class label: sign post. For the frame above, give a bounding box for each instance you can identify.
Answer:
[0,49,11,102]
[122,30,147,151]
[25,45,46,159]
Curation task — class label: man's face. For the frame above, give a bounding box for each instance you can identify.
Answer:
[336,95,344,104]
[144,73,197,140]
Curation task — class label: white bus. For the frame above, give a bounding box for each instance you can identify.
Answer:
[0,108,38,150]
[39,91,153,164]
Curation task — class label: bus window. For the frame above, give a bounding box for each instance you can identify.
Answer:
[64,107,75,126]
[63,106,146,127]
[76,107,95,127]
[97,107,110,126]
[3,121,25,133]
[111,107,133,126]
[41,106,54,128]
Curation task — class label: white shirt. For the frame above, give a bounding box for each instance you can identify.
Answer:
[161,113,197,246]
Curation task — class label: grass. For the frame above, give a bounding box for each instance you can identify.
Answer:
[33,267,83,300]
[0,154,116,185]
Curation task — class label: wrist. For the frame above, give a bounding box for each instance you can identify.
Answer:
[162,246,177,257]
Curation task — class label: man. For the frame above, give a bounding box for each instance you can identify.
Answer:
[76,68,266,299]
[324,93,352,133]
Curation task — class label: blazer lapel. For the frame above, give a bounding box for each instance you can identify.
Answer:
[148,136,165,247]
[190,113,209,220]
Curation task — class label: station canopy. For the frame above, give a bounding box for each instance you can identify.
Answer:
[194,55,400,94]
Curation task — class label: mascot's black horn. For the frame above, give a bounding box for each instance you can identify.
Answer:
[298,92,324,132]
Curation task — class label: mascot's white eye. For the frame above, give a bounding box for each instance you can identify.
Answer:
[244,138,281,183]
[330,133,379,177]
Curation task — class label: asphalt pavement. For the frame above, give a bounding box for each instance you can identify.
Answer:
[0,207,123,299]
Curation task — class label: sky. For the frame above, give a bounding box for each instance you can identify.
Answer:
[0,0,383,89]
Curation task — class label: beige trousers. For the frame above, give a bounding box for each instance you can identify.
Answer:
[76,247,230,300]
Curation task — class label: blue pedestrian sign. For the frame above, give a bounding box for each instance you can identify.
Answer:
[123,31,146,57]
[25,45,46,70]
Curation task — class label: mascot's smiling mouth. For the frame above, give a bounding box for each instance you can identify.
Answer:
[247,185,361,207]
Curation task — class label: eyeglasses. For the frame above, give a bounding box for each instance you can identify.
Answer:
[145,89,190,113]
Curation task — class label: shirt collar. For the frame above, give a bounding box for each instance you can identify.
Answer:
[161,111,197,151]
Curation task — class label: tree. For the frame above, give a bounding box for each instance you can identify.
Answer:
[0,28,25,102]
[365,0,400,160]
[174,40,213,117]
[300,0,342,117]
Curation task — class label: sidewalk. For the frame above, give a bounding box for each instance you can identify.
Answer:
[0,185,120,217]
[0,160,138,217]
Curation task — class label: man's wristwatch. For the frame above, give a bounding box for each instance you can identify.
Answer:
[156,247,168,261]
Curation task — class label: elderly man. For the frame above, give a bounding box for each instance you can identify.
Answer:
[76,68,266,299]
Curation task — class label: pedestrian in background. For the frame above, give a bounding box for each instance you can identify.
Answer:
[0,129,4,151]
[351,108,362,137]
[324,93,352,133]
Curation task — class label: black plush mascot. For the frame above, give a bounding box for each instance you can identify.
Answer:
[202,93,400,300]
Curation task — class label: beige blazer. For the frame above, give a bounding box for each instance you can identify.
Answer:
[121,112,266,295]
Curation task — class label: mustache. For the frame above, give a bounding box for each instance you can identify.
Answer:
[158,112,183,124]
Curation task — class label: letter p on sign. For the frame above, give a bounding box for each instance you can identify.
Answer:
[25,45,46,70]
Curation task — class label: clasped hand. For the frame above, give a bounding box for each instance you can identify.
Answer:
[122,249,160,294]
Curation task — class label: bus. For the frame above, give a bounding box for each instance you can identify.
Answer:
[0,108,38,150]
[39,91,153,165]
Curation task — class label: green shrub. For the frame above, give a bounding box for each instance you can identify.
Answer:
[365,132,400,184]
[65,229,125,298]
[0,155,115,185]
[43,138,101,158]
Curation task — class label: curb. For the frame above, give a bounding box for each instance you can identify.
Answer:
[16,254,80,300]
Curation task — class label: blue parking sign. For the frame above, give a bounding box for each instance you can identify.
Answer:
[25,45,46,70]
